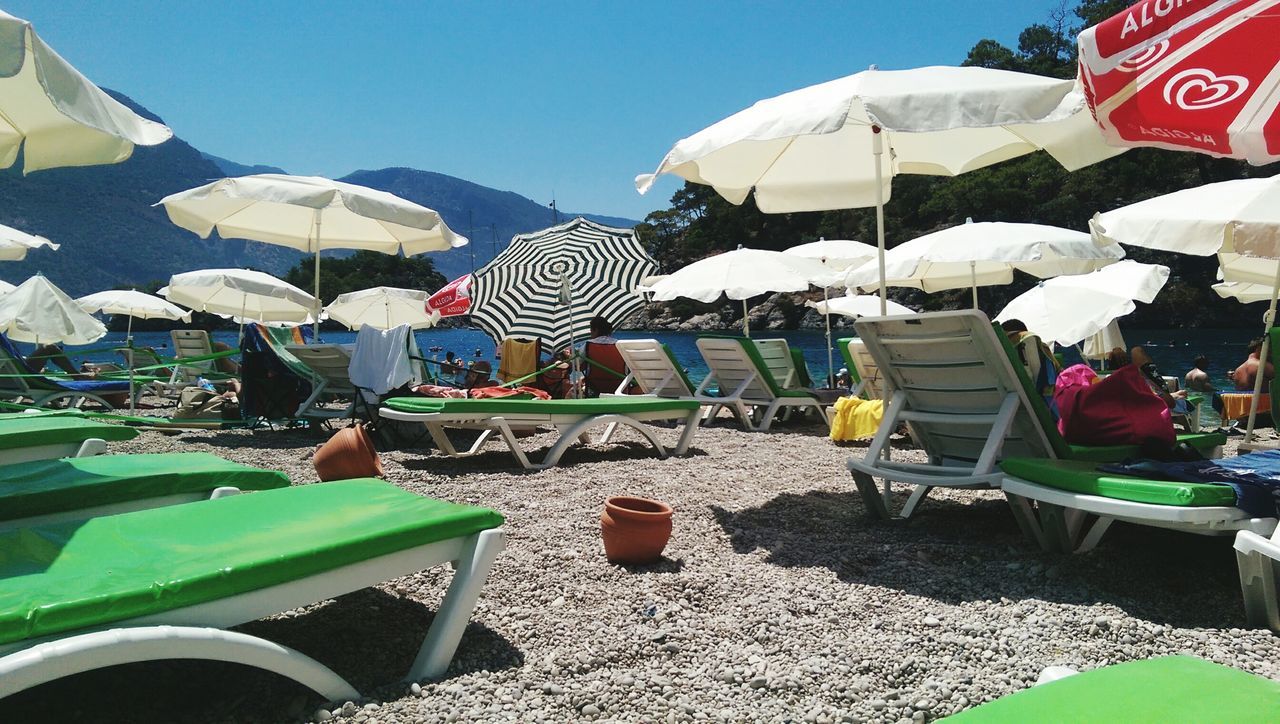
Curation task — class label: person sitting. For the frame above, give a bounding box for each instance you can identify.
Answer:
[580,315,631,396]
[538,348,577,399]
[1000,319,1060,416]
[26,343,93,379]
[1185,354,1225,415]
[463,360,494,390]
[585,315,618,345]
[1232,338,1275,391]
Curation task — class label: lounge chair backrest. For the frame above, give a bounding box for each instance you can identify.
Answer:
[583,341,628,396]
[845,339,884,399]
[753,339,799,389]
[498,337,541,383]
[695,336,784,400]
[286,344,356,395]
[0,334,38,396]
[614,339,696,397]
[853,311,1055,464]
[170,329,215,383]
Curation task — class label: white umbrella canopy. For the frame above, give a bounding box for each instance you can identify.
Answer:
[807,294,914,318]
[0,223,58,261]
[995,261,1170,348]
[1214,281,1280,304]
[783,239,878,271]
[0,280,14,295]
[649,248,834,337]
[324,286,441,331]
[0,274,107,345]
[157,174,468,333]
[162,269,318,324]
[76,289,191,322]
[1091,175,1280,441]
[0,11,172,172]
[843,222,1126,303]
[637,65,1124,312]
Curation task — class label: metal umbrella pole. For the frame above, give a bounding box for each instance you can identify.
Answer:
[1243,260,1280,445]
[872,126,887,316]
[742,298,750,338]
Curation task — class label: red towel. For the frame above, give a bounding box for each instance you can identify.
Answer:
[1055,363,1174,449]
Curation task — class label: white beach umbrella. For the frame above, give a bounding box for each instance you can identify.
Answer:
[157,174,467,334]
[1214,281,1279,304]
[0,11,172,172]
[0,223,58,261]
[1081,319,1127,361]
[324,286,441,331]
[807,294,914,318]
[76,289,191,335]
[0,274,106,345]
[785,239,879,384]
[637,65,1123,313]
[1091,174,1280,440]
[648,248,834,337]
[163,269,318,325]
[843,221,1126,306]
[0,280,14,295]
[995,261,1170,349]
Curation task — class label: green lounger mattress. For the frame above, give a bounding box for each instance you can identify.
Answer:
[0,453,290,522]
[0,479,503,645]
[383,396,701,415]
[0,415,138,450]
[1066,432,1228,462]
[941,656,1280,722]
[1000,458,1237,507]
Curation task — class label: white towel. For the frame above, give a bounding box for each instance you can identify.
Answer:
[349,324,421,402]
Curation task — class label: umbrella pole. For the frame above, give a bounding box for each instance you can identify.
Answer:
[1243,263,1280,445]
[872,126,887,316]
[127,315,135,414]
[742,298,750,338]
[971,262,978,310]
[312,211,323,340]
[824,287,834,387]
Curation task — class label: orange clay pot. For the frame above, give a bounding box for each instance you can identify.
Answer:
[601,496,673,564]
[314,423,384,482]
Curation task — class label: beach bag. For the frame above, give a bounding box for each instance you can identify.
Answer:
[174,387,239,421]
[1055,363,1174,450]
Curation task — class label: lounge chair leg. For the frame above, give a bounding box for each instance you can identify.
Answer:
[673,410,700,456]
[1074,516,1114,553]
[73,438,108,458]
[899,485,933,519]
[851,470,892,520]
[408,529,507,681]
[1236,545,1280,630]
[1004,493,1050,551]
[0,626,361,702]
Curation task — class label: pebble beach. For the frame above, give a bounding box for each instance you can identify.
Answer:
[10,412,1280,723]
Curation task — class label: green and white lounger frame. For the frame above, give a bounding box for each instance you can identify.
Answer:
[837,337,885,400]
[379,396,701,470]
[694,337,830,431]
[752,339,804,389]
[0,452,289,530]
[1236,526,1280,634]
[285,343,357,420]
[0,413,139,464]
[940,655,1280,722]
[848,311,1058,519]
[612,338,743,425]
[0,479,505,700]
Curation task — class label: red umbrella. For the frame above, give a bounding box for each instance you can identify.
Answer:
[1078,0,1280,163]
[425,274,472,318]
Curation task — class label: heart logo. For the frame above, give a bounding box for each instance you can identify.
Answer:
[1162,68,1249,110]
[1119,40,1169,73]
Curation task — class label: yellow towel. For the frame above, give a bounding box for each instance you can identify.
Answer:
[830,396,883,441]
[499,338,540,383]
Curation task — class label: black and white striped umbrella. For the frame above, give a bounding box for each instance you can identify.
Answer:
[471,217,656,352]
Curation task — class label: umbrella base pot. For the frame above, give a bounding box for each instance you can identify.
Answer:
[601,496,673,564]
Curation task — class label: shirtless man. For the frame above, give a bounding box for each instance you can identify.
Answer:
[1185,355,1215,393]
[1231,339,1275,391]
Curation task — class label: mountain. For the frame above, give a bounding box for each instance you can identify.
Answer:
[0,92,639,297]
[199,152,286,177]
[338,167,641,282]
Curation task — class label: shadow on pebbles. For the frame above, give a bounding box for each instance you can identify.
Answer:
[9,415,1280,723]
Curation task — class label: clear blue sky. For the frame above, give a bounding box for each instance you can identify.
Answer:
[7,1,1072,220]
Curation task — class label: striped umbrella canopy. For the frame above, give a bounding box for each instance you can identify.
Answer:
[471,217,656,352]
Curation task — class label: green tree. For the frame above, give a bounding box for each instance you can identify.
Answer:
[283,251,446,305]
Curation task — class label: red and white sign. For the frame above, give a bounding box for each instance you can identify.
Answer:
[425,274,472,318]
[1078,0,1280,163]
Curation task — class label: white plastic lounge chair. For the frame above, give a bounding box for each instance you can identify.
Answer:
[695,336,830,432]
[378,396,701,470]
[0,452,289,530]
[286,343,357,420]
[0,412,138,464]
[838,337,885,399]
[752,338,803,389]
[1236,527,1280,633]
[613,338,748,426]
[170,329,238,390]
[847,311,1059,519]
[0,479,505,700]
[0,334,135,410]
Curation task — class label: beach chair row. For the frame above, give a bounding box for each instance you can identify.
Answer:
[0,412,505,702]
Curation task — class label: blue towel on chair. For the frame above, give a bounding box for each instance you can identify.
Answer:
[1100,450,1280,519]
[54,378,130,392]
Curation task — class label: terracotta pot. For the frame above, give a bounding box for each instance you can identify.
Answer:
[314,424,384,482]
[601,496,673,564]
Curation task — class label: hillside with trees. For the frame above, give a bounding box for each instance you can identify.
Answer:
[633,0,1280,330]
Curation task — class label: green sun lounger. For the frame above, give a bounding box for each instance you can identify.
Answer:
[0,452,290,529]
[940,656,1280,722]
[695,336,830,431]
[379,396,702,469]
[0,479,505,700]
[0,414,139,464]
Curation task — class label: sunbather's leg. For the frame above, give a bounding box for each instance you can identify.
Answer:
[213,342,241,376]
[29,344,90,379]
